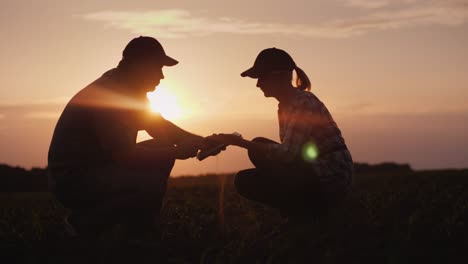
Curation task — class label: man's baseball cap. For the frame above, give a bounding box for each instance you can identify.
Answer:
[122,36,178,66]
[241,48,296,78]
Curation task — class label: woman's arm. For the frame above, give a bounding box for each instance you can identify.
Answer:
[208,104,322,163]
[205,134,272,156]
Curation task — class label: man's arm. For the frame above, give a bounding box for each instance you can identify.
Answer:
[95,109,199,167]
[144,113,203,145]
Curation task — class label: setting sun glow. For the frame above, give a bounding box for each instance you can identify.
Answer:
[147,85,183,120]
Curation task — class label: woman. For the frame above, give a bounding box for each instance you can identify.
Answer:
[208,48,353,218]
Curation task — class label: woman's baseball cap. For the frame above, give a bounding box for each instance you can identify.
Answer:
[122,36,178,66]
[241,48,296,78]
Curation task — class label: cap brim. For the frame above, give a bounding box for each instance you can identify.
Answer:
[163,55,178,66]
[240,67,260,78]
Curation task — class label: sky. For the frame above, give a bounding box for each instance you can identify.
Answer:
[1,0,468,175]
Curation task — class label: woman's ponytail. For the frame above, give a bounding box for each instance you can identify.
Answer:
[294,66,311,91]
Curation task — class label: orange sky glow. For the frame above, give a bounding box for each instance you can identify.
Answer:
[1,0,468,175]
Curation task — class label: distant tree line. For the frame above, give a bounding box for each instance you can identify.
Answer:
[0,162,412,192]
[353,162,413,174]
[0,165,49,192]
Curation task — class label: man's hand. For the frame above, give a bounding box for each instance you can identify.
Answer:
[197,135,228,160]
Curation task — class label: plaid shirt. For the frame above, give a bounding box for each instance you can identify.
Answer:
[266,89,353,188]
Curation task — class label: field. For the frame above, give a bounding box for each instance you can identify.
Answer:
[1,169,468,263]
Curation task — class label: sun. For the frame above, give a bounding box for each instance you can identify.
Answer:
[147,85,183,120]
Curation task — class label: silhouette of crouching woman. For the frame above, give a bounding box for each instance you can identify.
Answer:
[207,48,353,220]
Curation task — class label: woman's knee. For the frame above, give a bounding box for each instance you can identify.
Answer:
[234,169,258,198]
[234,170,247,194]
[251,137,278,144]
[248,137,279,168]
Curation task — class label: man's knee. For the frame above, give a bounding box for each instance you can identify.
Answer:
[157,158,175,175]
[138,169,171,194]
[136,139,176,171]
[101,165,173,203]
[137,138,173,148]
[141,157,175,176]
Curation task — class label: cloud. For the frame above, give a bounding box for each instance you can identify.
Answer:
[81,1,468,39]
[338,102,375,113]
[331,1,468,37]
[0,99,66,120]
[345,0,392,9]
[344,0,418,9]
[23,111,61,120]
[0,97,70,107]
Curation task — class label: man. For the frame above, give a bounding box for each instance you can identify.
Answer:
[48,36,209,239]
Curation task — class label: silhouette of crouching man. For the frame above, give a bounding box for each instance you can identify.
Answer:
[48,36,205,240]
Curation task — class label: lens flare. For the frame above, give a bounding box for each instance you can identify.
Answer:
[147,85,182,120]
[302,142,319,162]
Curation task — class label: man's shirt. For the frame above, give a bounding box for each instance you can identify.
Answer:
[48,69,165,170]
